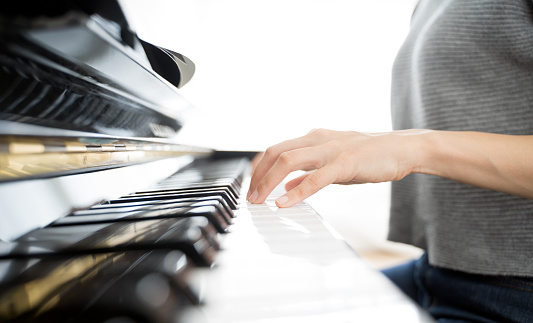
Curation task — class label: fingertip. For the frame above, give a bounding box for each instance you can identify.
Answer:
[275,195,290,207]
[248,189,258,203]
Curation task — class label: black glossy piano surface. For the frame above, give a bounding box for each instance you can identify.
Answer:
[0,156,436,323]
[0,1,435,322]
[0,158,242,322]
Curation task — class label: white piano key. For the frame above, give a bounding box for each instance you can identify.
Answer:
[185,180,435,322]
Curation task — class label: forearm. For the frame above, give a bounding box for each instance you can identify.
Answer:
[410,131,533,199]
[248,128,533,207]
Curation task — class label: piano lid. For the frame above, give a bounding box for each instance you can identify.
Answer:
[0,0,196,139]
[0,1,211,240]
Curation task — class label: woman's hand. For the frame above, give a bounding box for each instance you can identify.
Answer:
[247,128,426,207]
[248,128,533,207]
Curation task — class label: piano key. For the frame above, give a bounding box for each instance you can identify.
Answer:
[142,179,242,200]
[97,195,235,219]
[129,187,239,207]
[0,152,437,322]
[154,170,244,187]
[164,175,242,191]
[0,250,198,322]
[155,177,241,188]
[0,217,218,266]
[115,189,239,210]
[127,160,245,205]
[132,250,200,305]
[0,2,437,319]
[183,186,437,322]
[53,203,230,233]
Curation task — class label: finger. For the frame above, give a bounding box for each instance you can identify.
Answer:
[284,171,313,192]
[246,152,265,199]
[250,147,325,204]
[275,166,335,208]
[248,137,314,199]
[247,152,266,200]
[249,152,264,174]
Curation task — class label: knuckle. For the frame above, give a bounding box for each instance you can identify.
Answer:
[291,185,306,199]
[309,158,324,170]
[264,146,277,158]
[255,181,271,200]
[256,180,267,193]
[316,128,333,136]
[257,173,278,192]
[308,128,325,138]
[278,151,294,166]
[309,128,325,134]
[306,172,323,188]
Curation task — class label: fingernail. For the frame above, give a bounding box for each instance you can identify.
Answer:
[246,190,252,200]
[276,195,290,207]
[249,190,258,203]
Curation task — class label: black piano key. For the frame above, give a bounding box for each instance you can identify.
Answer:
[135,181,240,199]
[166,174,243,190]
[0,250,198,323]
[133,158,248,205]
[72,270,188,323]
[0,218,218,266]
[76,199,232,224]
[98,195,235,219]
[0,157,250,321]
[157,176,241,186]
[131,250,200,305]
[53,203,230,233]
[128,186,239,208]
[143,179,242,199]
[115,189,239,210]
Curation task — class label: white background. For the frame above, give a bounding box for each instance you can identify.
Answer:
[122,0,420,255]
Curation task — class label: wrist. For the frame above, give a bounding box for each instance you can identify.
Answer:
[394,129,437,176]
[409,129,452,177]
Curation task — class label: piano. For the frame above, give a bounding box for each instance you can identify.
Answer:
[0,1,435,322]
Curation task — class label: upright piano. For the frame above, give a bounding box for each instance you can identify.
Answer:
[0,1,435,322]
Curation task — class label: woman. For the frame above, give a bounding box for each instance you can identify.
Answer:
[248,0,533,321]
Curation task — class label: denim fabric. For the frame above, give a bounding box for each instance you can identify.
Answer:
[382,254,533,323]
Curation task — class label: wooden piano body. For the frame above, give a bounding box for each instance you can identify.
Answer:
[0,1,434,322]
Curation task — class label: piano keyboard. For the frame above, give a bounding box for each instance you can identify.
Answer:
[0,157,434,323]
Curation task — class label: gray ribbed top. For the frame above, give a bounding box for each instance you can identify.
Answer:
[389,0,533,276]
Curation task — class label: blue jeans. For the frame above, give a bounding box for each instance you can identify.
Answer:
[381,253,533,323]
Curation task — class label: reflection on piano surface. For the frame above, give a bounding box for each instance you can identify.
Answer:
[0,1,435,322]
